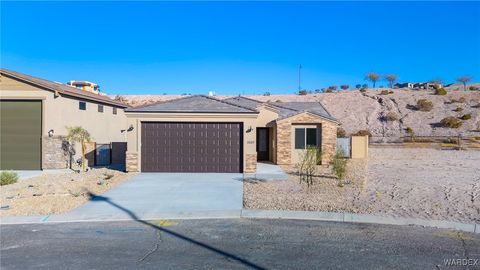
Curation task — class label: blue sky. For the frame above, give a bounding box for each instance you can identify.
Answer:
[1,1,479,95]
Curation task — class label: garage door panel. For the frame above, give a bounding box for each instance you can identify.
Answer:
[141,122,242,173]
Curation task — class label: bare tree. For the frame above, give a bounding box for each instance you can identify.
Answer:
[457,76,473,91]
[365,72,380,88]
[384,74,398,88]
[66,126,91,171]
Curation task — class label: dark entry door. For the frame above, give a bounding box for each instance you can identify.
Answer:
[141,122,243,173]
[0,100,42,170]
[256,128,269,161]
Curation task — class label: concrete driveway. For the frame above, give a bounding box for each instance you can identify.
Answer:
[55,173,243,221]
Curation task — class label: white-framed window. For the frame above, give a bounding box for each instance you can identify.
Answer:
[294,127,317,149]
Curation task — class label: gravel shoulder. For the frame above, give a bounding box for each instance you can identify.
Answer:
[244,147,480,223]
[0,168,135,216]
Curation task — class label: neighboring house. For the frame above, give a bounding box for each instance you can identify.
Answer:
[0,68,129,170]
[124,95,338,173]
[67,80,103,95]
[394,82,414,89]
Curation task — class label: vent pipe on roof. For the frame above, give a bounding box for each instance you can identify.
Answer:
[208,91,215,96]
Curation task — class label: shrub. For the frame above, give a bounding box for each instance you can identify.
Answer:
[298,90,308,95]
[355,84,362,89]
[380,90,390,95]
[359,88,367,93]
[441,117,462,128]
[461,113,472,120]
[330,151,348,187]
[469,86,479,91]
[458,97,466,103]
[325,89,334,93]
[406,127,414,135]
[415,99,433,111]
[263,92,271,96]
[328,86,338,91]
[340,85,349,90]
[0,171,18,186]
[296,146,321,187]
[385,111,398,121]
[352,129,372,137]
[453,107,463,112]
[337,127,347,138]
[434,88,447,95]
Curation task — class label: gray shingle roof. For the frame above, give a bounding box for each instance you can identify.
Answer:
[268,101,337,122]
[0,68,128,108]
[223,96,263,110]
[126,95,258,113]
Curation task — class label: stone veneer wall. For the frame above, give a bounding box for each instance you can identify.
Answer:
[126,152,139,172]
[276,113,337,165]
[245,153,257,173]
[42,136,69,169]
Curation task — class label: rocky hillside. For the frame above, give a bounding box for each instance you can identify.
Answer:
[114,85,480,140]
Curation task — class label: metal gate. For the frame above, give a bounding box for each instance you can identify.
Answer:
[336,138,351,158]
[96,144,111,166]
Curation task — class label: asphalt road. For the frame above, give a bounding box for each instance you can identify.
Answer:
[1,219,479,270]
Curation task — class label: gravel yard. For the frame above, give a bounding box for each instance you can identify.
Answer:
[244,147,480,223]
[0,168,134,216]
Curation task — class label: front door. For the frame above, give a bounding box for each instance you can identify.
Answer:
[256,128,269,161]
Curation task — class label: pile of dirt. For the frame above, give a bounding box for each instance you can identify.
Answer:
[0,168,134,216]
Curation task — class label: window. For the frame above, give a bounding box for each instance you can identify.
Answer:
[79,101,86,110]
[113,107,117,115]
[294,127,317,149]
[98,104,104,113]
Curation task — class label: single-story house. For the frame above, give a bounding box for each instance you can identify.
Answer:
[125,95,338,173]
[0,68,129,170]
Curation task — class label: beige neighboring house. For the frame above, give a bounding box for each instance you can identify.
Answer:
[125,95,338,173]
[0,68,129,170]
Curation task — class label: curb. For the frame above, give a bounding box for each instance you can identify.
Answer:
[241,209,479,234]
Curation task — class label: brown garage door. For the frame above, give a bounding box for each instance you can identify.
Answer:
[141,122,243,173]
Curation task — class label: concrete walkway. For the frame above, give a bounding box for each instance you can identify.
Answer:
[244,162,289,181]
[50,173,243,221]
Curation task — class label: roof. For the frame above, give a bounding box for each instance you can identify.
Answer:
[0,68,128,108]
[126,95,258,113]
[268,101,337,122]
[223,96,263,110]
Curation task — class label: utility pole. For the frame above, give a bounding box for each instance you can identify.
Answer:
[298,64,303,91]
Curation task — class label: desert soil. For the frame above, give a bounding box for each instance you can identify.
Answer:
[0,168,134,216]
[244,147,480,223]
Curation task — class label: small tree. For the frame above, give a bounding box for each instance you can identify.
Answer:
[337,127,347,138]
[330,150,348,187]
[298,90,308,95]
[296,146,321,187]
[406,127,414,142]
[263,92,271,96]
[328,86,338,91]
[384,74,398,88]
[66,126,92,171]
[355,84,362,89]
[457,76,473,91]
[340,85,349,90]
[365,72,380,88]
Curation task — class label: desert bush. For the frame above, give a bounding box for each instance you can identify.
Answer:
[352,129,372,137]
[416,99,434,111]
[454,107,463,112]
[406,127,414,135]
[298,90,308,95]
[469,86,479,91]
[380,90,390,95]
[385,111,398,121]
[441,117,462,128]
[434,88,447,95]
[328,86,338,91]
[263,92,271,96]
[296,146,321,187]
[337,127,347,138]
[0,171,18,186]
[330,151,348,187]
[325,89,334,93]
[458,97,466,103]
[359,88,367,93]
[355,84,362,89]
[461,113,472,120]
[340,85,349,90]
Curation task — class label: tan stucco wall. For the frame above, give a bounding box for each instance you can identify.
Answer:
[0,76,128,166]
[125,112,258,173]
[351,135,369,159]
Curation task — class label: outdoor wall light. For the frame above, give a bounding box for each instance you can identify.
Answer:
[127,125,134,132]
[48,129,54,137]
[246,126,253,133]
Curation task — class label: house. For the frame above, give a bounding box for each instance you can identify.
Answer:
[0,68,129,170]
[124,96,338,173]
[67,80,103,95]
[394,82,414,89]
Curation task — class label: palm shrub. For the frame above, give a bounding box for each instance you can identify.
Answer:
[295,146,321,187]
[0,171,18,186]
[330,150,348,187]
[66,126,92,171]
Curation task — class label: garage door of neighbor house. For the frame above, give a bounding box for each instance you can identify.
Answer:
[141,122,243,173]
[0,100,42,170]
